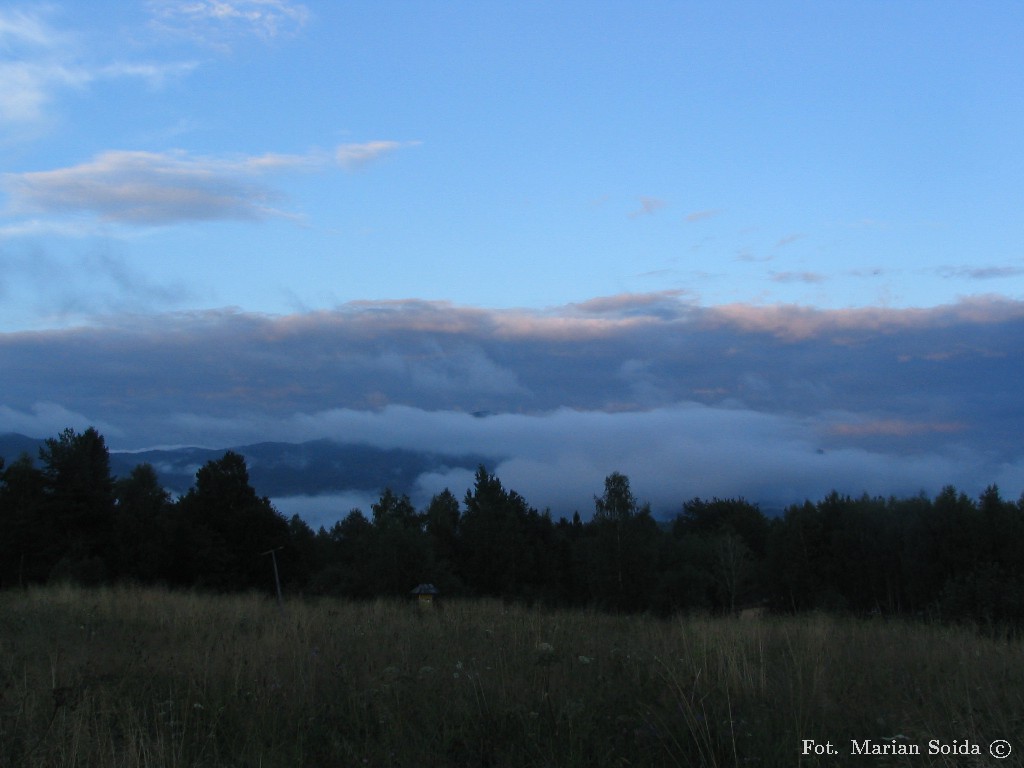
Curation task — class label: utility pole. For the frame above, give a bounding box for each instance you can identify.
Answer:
[261,547,285,613]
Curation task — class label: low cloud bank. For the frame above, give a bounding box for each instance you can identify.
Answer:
[161,403,1004,521]
[2,294,1023,520]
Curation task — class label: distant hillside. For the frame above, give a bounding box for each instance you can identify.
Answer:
[110,440,495,498]
[0,433,494,500]
[0,433,45,465]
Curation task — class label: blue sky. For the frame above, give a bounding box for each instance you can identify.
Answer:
[3,1,1023,327]
[2,1,1024,518]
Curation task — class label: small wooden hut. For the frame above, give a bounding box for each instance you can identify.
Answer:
[410,583,440,608]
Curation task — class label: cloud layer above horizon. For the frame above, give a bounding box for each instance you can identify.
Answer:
[3,292,1023,518]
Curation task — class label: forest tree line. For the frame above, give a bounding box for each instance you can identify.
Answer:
[2,427,1024,626]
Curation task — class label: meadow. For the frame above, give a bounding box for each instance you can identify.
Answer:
[1,584,1022,767]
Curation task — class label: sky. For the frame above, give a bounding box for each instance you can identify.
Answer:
[2,1,1023,519]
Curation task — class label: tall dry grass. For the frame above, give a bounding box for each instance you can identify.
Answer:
[1,584,1022,767]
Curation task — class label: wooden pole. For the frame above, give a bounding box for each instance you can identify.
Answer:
[261,547,284,612]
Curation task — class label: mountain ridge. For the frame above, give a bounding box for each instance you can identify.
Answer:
[0,433,494,500]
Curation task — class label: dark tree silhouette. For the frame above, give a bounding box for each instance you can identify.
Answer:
[171,451,290,590]
[112,463,172,582]
[39,427,115,583]
[585,473,661,611]
[8,425,1024,628]
[0,453,49,585]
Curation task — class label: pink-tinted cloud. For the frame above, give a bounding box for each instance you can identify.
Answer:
[4,150,312,224]
[826,419,967,438]
[707,295,1024,341]
[3,142,413,226]
[335,140,420,170]
[569,290,691,316]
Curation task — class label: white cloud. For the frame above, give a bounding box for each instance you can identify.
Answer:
[97,61,200,88]
[0,61,89,124]
[0,217,101,238]
[0,8,58,47]
[335,141,419,170]
[0,58,192,127]
[994,459,1024,500]
[0,8,195,130]
[412,467,477,508]
[0,402,121,441]
[0,8,85,125]
[149,0,309,46]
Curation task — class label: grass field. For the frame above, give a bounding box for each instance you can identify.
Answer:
[1,584,1022,767]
